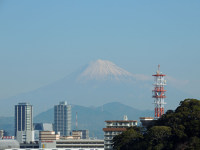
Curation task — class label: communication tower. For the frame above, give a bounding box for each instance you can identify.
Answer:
[152,65,166,118]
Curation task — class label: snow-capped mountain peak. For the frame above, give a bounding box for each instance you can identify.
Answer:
[78,59,133,81]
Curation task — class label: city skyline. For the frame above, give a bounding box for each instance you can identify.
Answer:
[0,59,196,116]
[0,1,199,149]
[0,1,200,114]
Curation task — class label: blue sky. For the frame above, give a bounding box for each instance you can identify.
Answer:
[0,0,200,101]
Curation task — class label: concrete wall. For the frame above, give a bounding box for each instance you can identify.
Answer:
[16,131,34,143]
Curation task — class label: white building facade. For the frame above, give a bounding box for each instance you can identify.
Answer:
[103,116,137,150]
[40,139,104,149]
[54,101,71,136]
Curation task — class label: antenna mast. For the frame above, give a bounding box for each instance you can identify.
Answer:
[152,65,166,118]
[76,112,78,130]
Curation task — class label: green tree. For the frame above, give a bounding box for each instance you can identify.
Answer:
[113,126,144,150]
[156,99,200,148]
[113,99,200,150]
[146,126,172,150]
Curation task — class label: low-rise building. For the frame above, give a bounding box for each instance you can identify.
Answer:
[16,130,34,144]
[39,130,103,149]
[39,131,59,148]
[20,142,39,148]
[2,136,15,140]
[103,115,137,150]
[140,117,154,128]
[0,140,20,149]
[71,130,82,139]
[39,131,60,141]
[40,138,104,149]
[0,130,4,139]
[72,129,89,139]
[34,123,53,141]
[56,139,104,149]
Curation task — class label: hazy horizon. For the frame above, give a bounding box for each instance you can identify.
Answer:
[0,1,200,116]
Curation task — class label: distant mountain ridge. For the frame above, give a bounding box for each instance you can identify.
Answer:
[0,102,152,138]
[34,102,153,138]
[0,59,191,116]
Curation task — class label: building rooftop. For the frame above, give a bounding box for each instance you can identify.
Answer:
[103,128,127,132]
[0,140,20,149]
[17,102,31,105]
[59,101,67,105]
[34,123,53,131]
[105,120,137,123]
[140,117,154,120]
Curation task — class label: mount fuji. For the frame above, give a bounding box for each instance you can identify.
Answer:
[0,59,191,116]
[77,59,133,81]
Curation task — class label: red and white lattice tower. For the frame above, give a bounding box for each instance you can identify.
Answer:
[152,65,166,118]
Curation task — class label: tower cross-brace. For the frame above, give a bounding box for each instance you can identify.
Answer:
[152,65,166,118]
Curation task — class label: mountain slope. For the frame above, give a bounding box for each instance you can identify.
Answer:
[0,102,153,138]
[0,117,14,136]
[0,59,192,116]
[34,102,153,139]
[78,59,133,81]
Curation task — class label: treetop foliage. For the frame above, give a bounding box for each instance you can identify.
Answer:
[113,99,200,150]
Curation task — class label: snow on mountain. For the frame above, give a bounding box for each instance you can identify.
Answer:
[0,59,191,116]
[78,59,133,81]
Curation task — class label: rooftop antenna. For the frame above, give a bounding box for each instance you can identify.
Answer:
[123,115,128,121]
[157,64,160,75]
[76,112,78,131]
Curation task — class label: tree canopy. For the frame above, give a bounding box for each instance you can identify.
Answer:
[113,99,200,150]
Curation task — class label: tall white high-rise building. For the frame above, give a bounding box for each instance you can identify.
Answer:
[54,101,71,136]
[15,102,34,143]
